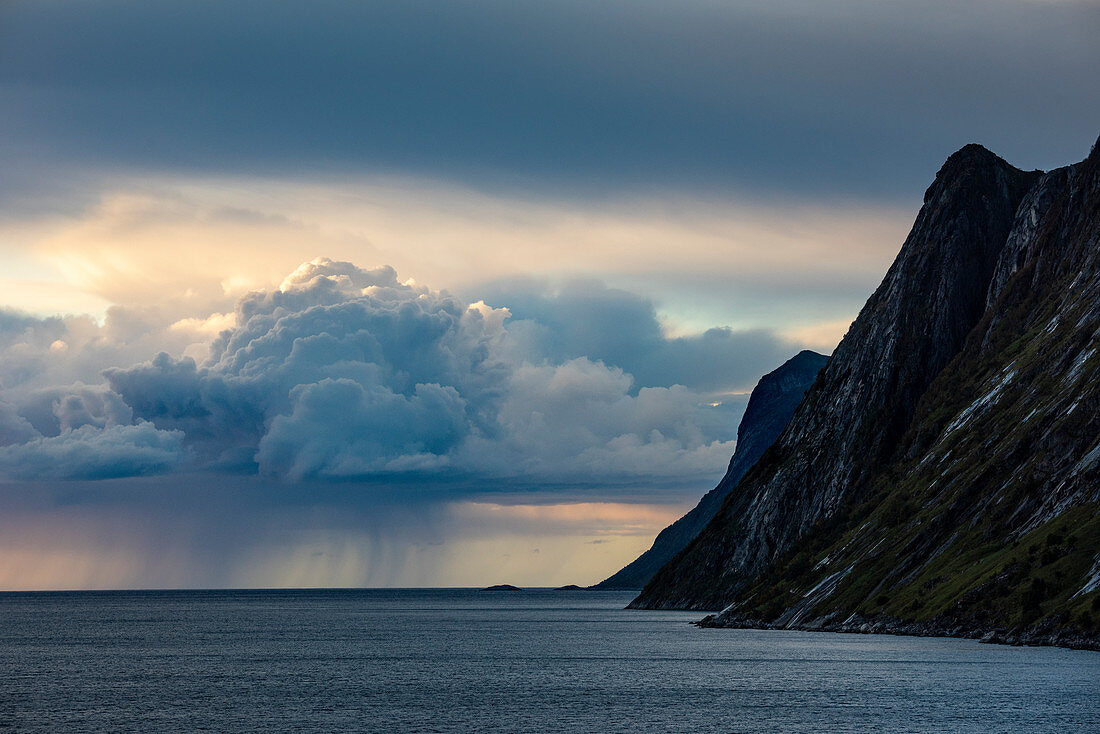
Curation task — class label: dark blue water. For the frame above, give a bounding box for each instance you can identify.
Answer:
[0,589,1096,732]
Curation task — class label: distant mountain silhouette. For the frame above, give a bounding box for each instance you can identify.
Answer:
[592,350,827,589]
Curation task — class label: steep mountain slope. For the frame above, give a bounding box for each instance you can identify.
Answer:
[593,350,827,589]
[632,138,1100,648]
[632,143,1042,611]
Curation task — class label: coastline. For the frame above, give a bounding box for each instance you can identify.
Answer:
[695,613,1100,652]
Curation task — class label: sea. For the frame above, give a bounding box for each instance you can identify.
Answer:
[0,588,1096,733]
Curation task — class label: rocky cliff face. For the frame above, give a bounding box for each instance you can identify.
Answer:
[592,350,827,589]
[632,139,1100,648]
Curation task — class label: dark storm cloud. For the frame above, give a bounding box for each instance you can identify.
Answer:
[479,278,791,392]
[1,0,1097,210]
[105,260,757,482]
[0,379,185,481]
[0,422,185,481]
[0,400,36,447]
[0,260,772,487]
[17,385,133,438]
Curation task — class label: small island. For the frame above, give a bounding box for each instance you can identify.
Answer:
[554,585,584,591]
[480,584,522,591]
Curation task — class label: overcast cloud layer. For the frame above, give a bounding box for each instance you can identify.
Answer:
[1,0,1097,212]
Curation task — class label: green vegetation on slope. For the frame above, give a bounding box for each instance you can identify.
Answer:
[735,251,1100,639]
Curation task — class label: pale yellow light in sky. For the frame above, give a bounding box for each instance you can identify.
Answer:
[1,172,910,343]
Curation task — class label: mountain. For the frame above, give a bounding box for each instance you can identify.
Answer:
[631,138,1100,649]
[592,350,827,589]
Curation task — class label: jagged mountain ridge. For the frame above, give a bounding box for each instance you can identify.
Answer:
[631,138,1100,647]
[592,350,827,589]
[632,142,1043,610]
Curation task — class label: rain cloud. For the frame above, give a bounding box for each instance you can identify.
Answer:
[0,259,792,489]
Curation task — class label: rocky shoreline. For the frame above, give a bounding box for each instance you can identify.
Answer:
[696,613,1100,652]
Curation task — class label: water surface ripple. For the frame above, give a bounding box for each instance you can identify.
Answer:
[1,589,1096,732]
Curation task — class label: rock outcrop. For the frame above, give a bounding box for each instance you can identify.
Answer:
[592,350,826,589]
[631,137,1100,649]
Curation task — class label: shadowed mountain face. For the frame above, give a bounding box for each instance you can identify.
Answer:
[592,350,827,590]
[631,138,1100,647]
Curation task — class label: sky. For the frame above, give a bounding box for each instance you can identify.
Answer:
[0,0,1097,589]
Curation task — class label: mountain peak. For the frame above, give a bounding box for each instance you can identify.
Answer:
[633,143,1042,611]
[924,142,1031,204]
[632,138,1100,649]
[790,349,829,364]
[946,141,996,160]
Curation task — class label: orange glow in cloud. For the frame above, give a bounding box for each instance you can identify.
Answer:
[1,173,910,342]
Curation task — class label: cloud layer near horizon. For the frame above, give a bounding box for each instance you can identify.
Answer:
[0,259,797,487]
